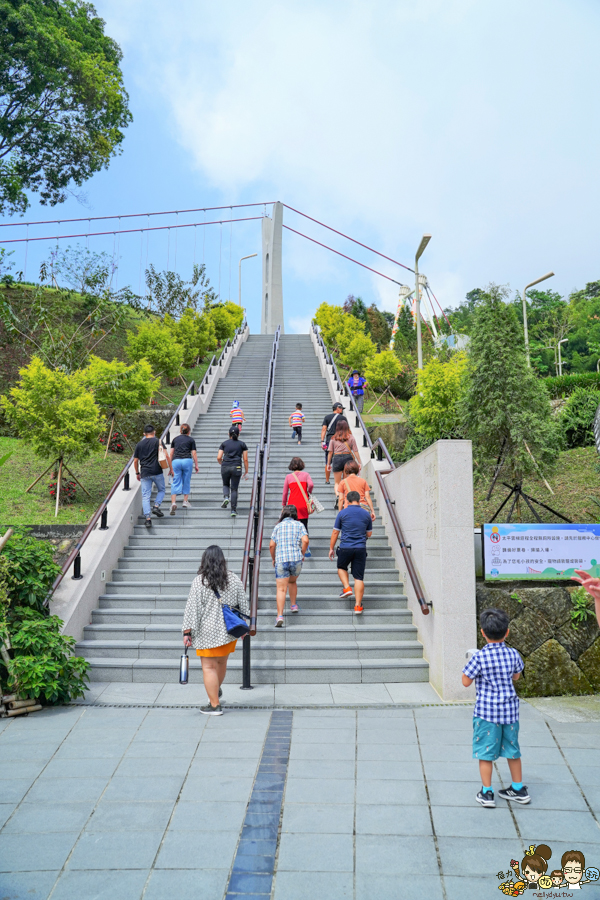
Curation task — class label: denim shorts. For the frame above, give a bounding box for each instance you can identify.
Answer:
[274,560,303,579]
[472,717,520,761]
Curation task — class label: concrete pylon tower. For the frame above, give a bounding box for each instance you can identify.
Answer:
[261,201,284,334]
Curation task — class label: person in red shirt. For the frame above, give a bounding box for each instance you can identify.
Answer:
[281,457,314,558]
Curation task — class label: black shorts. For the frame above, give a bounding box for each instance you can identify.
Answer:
[332,453,353,473]
[336,547,367,581]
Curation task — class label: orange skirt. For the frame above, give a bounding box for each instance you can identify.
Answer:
[196,640,237,657]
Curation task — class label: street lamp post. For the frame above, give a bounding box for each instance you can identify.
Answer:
[522,271,554,366]
[415,234,431,370]
[239,253,257,311]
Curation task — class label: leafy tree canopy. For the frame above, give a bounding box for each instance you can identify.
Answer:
[164,308,216,367]
[81,356,155,414]
[460,284,561,483]
[339,332,376,372]
[409,353,467,443]
[0,0,132,214]
[127,320,184,380]
[0,356,103,461]
[145,263,217,318]
[364,350,402,393]
[207,306,236,342]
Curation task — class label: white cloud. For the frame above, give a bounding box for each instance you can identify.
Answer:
[99,0,600,313]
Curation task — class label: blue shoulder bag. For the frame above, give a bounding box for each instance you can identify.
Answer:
[216,590,250,638]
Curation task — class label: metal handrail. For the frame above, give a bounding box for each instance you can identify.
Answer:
[312,324,429,613]
[241,445,260,589]
[45,378,197,604]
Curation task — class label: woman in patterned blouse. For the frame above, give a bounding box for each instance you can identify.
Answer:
[183,545,250,715]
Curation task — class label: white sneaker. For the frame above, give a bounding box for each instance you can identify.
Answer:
[182,500,192,509]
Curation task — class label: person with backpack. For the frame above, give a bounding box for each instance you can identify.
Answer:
[347,370,368,414]
[336,460,376,521]
[182,544,249,716]
[320,402,348,484]
[133,424,171,529]
[326,418,361,504]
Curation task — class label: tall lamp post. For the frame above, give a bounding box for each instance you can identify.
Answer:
[415,234,431,370]
[239,253,257,311]
[557,338,568,377]
[522,271,554,366]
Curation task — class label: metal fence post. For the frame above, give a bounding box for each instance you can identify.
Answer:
[100,508,108,530]
[123,471,130,491]
[71,552,83,580]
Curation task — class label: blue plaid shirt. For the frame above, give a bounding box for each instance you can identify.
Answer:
[270,519,308,565]
[463,642,524,724]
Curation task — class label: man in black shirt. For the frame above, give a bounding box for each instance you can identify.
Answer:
[320,402,348,484]
[134,425,169,528]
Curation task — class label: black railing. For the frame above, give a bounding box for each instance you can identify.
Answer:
[240,327,281,689]
[312,324,429,614]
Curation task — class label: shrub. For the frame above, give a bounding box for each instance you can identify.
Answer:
[208,306,236,342]
[0,528,61,612]
[127,321,184,379]
[81,356,155,414]
[409,353,468,442]
[6,608,89,703]
[365,351,402,393]
[48,479,77,504]
[559,388,600,448]
[544,372,600,399]
[98,429,127,453]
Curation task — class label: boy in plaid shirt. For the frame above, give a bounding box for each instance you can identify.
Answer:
[462,608,529,808]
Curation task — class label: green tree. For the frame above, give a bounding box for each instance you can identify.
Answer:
[0,357,103,479]
[366,304,392,349]
[127,321,184,380]
[221,301,245,329]
[208,306,236,342]
[340,332,377,371]
[559,388,600,448]
[409,353,468,442]
[460,285,561,485]
[314,302,345,349]
[145,263,217,318]
[165,309,217,367]
[0,0,132,214]
[365,351,402,394]
[81,356,155,414]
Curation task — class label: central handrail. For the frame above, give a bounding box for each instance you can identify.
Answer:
[312,324,429,614]
[240,327,280,688]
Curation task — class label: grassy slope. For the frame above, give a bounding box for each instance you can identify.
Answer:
[0,437,127,526]
[473,446,600,526]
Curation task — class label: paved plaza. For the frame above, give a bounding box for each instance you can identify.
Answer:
[1,692,600,900]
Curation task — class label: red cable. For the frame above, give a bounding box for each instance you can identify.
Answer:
[0,202,275,229]
[0,216,263,245]
[282,225,404,286]
[426,285,452,329]
[284,204,415,273]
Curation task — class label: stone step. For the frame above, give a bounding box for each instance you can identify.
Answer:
[91,608,413,625]
[86,656,430,684]
[83,622,418,641]
[98,594,407,610]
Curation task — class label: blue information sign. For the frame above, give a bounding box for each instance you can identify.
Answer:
[483,523,600,581]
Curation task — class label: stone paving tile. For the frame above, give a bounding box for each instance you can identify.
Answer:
[0,803,16,829]
[432,805,518,839]
[287,759,356,780]
[0,832,79,871]
[283,778,355,805]
[274,870,354,899]
[51,869,149,899]
[168,800,247,831]
[188,757,260,778]
[356,779,428,805]
[178,775,254,802]
[68,830,164,870]
[356,873,444,900]
[281,803,355,834]
[144,868,230,897]
[289,741,355,761]
[277,832,354,872]
[356,743,422,763]
[95,683,164,704]
[383,682,443,703]
[437,836,522,877]
[101,775,184,803]
[86,800,174,832]
[0,779,38,804]
[114,755,191,778]
[0,870,60,899]
[155,829,239,868]
[443,876,495,900]
[274,685,334,705]
[509,806,600,843]
[195,740,264,758]
[330,683,393,704]
[356,802,432,834]
[123,739,199,758]
[0,760,49,780]
[26,776,110,804]
[355,834,439,875]
[42,757,120,779]
[2,802,94,835]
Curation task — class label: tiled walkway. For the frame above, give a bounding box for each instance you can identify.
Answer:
[1,700,599,899]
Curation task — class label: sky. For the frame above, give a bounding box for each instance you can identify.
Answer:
[2,0,600,335]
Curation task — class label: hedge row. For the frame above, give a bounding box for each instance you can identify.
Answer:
[544,371,600,399]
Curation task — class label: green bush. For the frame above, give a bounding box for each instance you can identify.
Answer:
[544,372,600,399]
[559,388,600,448]
[6,608,88,703]
[0,528,61,612]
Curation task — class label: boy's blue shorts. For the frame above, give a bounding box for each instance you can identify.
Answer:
[472,717,520,761]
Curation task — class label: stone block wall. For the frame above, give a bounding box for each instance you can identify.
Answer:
[477,581,600,696]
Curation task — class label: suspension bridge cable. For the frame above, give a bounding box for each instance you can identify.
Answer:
[0,216,264,245]
[281,225,405,287]
[0,202,276,229]
[283,204,415,273]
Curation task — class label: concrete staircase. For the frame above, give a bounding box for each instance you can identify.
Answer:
[78,333,429,685]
